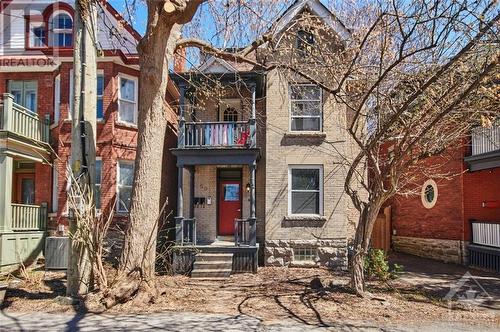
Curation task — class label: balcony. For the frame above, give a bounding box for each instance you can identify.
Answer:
[465,120,500,171]
[172,105,260,166]
[0,93,51,162]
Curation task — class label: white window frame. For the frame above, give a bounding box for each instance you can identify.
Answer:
[8,80,38,112]
[117,74,138,126]
[289,84,323,132]
[96,70,105,121]
[29,21,46,48]
[288,165,324,216]
[116,160,134,213]
[49,11,73,47]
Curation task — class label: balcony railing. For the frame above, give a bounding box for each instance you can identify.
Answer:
[471,120,500,156]
[234,218,256,246]
[11,203,48,231]
[176,218,196,245]
[471,220,500,249]
[0,93,50,144]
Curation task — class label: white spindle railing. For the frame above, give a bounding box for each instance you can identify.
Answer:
[471,221,500,248]
[11,203,48,231]
[471,120,500,156]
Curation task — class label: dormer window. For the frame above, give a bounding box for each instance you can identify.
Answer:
[49,13,73,47]
[296,29,315,55]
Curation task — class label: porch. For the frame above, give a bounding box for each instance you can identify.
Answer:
[468,220,500,273]
[0,93,51,272]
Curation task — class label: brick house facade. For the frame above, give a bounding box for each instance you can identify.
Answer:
[171,0,362,275]
[0,1,178,270]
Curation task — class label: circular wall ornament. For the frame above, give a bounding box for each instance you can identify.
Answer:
[421,179,438,209]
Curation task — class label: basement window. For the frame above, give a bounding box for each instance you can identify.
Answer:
[293,248,317,262]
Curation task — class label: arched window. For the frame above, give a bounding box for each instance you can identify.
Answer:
[223,107,238,122]
[50,13,73,47]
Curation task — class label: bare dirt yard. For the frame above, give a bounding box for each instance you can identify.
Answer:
[1,253,499,329]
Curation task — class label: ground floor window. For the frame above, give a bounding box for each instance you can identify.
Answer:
[117,160,134,213]
[288,165,323,215]
[293,248,317,262]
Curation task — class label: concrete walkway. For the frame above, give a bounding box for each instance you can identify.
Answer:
[0,310,499,332]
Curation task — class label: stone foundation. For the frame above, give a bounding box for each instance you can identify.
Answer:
[264,239,347,270]
[393,236,467,264]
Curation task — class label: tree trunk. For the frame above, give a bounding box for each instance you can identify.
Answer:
[67,0,98,297]
[350,201,383,296]
[103,12,181,308]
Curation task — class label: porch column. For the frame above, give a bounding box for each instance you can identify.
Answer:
[175,165,184,243]
[249,162,257,246]
[0,154,13,232]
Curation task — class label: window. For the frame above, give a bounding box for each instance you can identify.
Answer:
[95,159,102,209]
[118,76,138,125]
[97,74,104,120]
[8,80,37,112]
[290,84,322,131]
[293,248,317,262]
[29,23,46,47]
[296,29,315,55]
[117,161,134,213]
[223,107,238,122]
[50,13,73,47]
[54,75,61,122]
[289,166,323,215]
[421,179,438,209]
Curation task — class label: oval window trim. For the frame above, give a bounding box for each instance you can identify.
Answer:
[421,179,438,209]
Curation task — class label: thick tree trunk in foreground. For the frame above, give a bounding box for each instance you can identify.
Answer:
[67,0,98,297]
[350,201,383,295]
[103,6,182,308]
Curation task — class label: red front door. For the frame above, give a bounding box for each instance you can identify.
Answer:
[218,180,242,235]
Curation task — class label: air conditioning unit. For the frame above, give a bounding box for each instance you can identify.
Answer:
[45,236,69,270]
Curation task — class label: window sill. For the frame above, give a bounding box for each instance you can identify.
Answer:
[115,121,138,129]
[282,215,326,227]
[290,260,319,268]
[284,132,326,139]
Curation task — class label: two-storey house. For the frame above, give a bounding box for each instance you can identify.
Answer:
[172,0,361,278]
[0,0,179,271]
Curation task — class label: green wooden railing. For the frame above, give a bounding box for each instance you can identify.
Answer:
[1,93,50,144]
[11,203,47,231]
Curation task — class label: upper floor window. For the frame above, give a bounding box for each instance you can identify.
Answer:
[96,74,104,120]
[29,23,46,48]
[50,13,73,47]
[8,80,37,112]
[117,160,135,213]
[296,29,315,55]
[118,76,138,125]
[223,107,238,122]
[289,84,322,131]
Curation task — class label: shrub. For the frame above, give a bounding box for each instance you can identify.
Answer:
[364,249,403,282]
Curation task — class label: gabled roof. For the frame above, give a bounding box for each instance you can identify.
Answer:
[270,0,350,40]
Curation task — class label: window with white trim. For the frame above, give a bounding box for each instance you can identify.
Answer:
[95,158,102,209]
[288,165,323,215]
[118,76,138,125]
[29,22,46,47]
[289,84,322,131]
[8,80,37,112]
[117,160,134,213]
[96,73,104,120]
[49,13,73,47]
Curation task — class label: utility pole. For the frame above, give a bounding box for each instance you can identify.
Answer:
[67,0,98,297]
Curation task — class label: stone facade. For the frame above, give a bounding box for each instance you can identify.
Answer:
[265,239,348,269]
[393,236,468,264]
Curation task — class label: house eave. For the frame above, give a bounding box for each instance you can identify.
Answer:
[464,149,500,171]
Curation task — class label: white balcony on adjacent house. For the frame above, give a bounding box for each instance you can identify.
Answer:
[465,120,500,171]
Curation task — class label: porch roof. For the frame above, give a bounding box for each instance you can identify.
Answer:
[171,147,260,166]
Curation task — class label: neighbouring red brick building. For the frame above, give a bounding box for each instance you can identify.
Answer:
[390,123,500,269]
[0,0,179,270]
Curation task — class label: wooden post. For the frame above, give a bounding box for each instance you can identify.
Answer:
[0,154,13,232]
[2,93,13,132]
[175,165,184,243]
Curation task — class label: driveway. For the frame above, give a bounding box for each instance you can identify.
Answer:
[0,310,499,332]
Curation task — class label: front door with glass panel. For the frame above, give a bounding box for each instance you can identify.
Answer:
[15,174,36,204]
[218,180,242,236]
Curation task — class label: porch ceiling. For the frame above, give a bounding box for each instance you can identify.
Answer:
[171,147,260,166]
[0,132,52,163]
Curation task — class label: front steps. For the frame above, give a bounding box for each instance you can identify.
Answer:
[191,252,233,279]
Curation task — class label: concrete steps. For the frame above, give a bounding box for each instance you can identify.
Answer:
[191,253,233,279]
